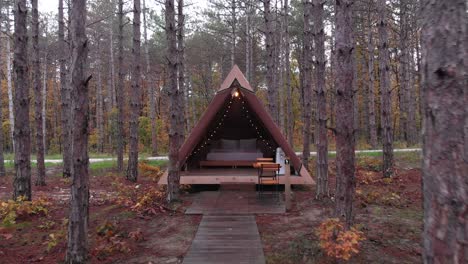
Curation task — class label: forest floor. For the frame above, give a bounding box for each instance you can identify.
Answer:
[0,152,422,264]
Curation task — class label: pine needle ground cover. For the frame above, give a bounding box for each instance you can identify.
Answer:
[0,154,422,263]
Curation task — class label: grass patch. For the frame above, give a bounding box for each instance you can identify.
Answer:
[265,234,321,264]
[3,152,156,161]
[118,211,136,219]
[144,160,168,167]
[90,160,118,171]
[3,161,62,169]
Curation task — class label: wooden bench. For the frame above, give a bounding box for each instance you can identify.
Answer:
[199,160,256,168]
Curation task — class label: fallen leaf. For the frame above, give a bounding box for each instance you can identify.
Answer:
[2,234,13,240]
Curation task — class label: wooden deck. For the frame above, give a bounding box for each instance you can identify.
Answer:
[185,191,285,215]
[182,215,265,264]
[158,166,315,185]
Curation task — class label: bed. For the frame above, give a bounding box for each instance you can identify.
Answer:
[200,139,264,168]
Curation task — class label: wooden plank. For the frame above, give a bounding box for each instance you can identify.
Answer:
[185,191,285,215]
[158,167,316,185]
[182,216,265,264]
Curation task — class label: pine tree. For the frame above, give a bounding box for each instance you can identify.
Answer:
[334,0,356,228]
[12,0,32,201]
[421,0,467,262]
[126,0,142,182]
[66,0,90,260]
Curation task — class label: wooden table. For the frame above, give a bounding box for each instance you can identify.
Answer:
[252,161,280,169]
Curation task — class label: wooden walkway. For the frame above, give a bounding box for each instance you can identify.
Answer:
[185,191,285,215]
[182,215,265,264]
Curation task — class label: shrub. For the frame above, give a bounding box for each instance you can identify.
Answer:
[317,218,365,261]
[357,156,383,172]
[112,181,167,217]
[138,161,163,182]
[0,196,50,226]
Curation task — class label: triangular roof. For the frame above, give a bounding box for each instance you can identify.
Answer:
[163,66,313,184]
[219,64,253,92]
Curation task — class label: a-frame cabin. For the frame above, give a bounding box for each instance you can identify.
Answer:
[159,65,314,185]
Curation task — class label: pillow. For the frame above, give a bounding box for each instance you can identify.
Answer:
[220,139,239,150]
[239,138,256,151]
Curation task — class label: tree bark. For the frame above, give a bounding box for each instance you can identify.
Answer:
[13,0,32,201]
[245,0,252,82]
[6,9,15,151]
[42,54,48,153]
[263,0,279,125]
[313,0,328,200]
[32,0,46,186]
[116,0,125,171]
[143,0,158,156]
[301,0,313,169]
[0,11,5,177]
[177,0,186,144]
[230,0,236,67]
[166,0,180,202]
[334,0,356,229]
[398,0,410,144]
[96,39,104,153]
[421,0,467,263]
[66,0,90,262]
[284,0,293,146]
[377,0,393,178]
[126,0,141,182]
[59,0,72,178]
[108,29,116,109]
[367,26,378,149]
[407,40,417,146]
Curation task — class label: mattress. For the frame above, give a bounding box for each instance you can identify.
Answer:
[206,151,263,161]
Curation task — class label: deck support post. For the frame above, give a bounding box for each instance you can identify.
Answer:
[285,157,291,211]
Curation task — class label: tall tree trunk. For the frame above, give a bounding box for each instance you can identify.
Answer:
[109,30,116,107]
[13,0,32,201]
[66,0,90,261]
[106,30,115,153]
[166,0,180,202]
[126,0,141,182]
[0,13,5,177]
[406,0,417,146]
[334,0,355,229]
[230,0,236,67]
[42,55,48,153]
[245,0,252,82]
[367,21,377,148]
[59,0,72,178]
[177,0,186,143]
[32,0,45,186]
[367,9,378,149]
[284,0,293,146]
[96,40,104,153]
[420,0,467,262]
[0,85,3,176]
[301,0,312,169]
[6,10,15,151]
[263,0,279,125]
[398,0,409,143]
[143,0,158,156]
[377,0,393,178]
[313,0,328,200]
[278,13,285,134]
[407,42,417,146]
[116,0,125,171]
